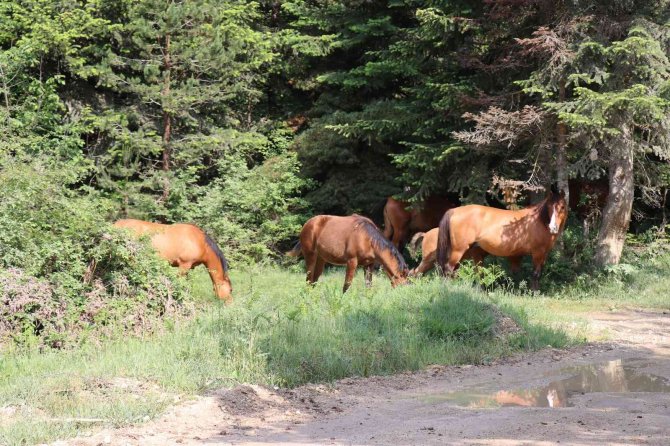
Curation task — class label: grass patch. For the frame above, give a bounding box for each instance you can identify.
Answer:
[3,252,670,445]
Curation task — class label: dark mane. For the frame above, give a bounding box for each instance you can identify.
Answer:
[536,190,562,228]
[538,198,551,227]
[204,233,229,273]
[353,215,408,270]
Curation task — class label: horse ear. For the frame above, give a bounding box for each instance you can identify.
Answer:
[550,183,559,195]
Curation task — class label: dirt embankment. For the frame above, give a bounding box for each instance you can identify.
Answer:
[58,310,670,446]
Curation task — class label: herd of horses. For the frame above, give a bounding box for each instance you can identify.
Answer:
[114,184,572,303]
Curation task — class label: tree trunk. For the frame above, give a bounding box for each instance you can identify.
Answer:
[161,33,172,202]
[555,79,569,203]
[595,125,635,267]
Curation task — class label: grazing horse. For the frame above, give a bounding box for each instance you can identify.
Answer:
[287,215,409,292]
[383,195,457,249]
[436,185,568,290]
[113,219,232,302]
[407,228,488,277]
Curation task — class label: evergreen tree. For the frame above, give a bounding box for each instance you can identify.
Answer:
[556,18,670,265]
[95,0,276,215]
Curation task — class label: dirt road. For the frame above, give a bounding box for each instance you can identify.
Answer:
[62,310,670,446]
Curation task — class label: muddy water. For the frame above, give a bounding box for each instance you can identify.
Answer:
[428,358,670,408]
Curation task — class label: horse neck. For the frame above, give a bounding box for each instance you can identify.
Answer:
[373,246,403,278]
[203,252,229,286]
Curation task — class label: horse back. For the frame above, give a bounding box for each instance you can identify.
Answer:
[410,196,457,231]
[113,219,166,235]
[302,215,376,264]
[449,205,542,257]
[153,224,208,264]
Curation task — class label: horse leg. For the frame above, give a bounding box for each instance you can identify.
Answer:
[311,258,326,283]
[305,253,319,285]
[343,258,358,293]
[177,261,193,276]
[444,248,467,277]
[364,264,374,287]
[393,222,409,250]
[530,253,546,291]
[508,256,522,284]
[411,253,435,277]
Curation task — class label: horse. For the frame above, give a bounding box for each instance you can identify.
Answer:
[383,195,458,249]
[287,214,409,293]
[113,219,232,303]
[436,185,568,290]
[407,228,488,277]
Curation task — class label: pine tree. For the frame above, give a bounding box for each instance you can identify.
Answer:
[97,0,276,214]
[284,0,485,213]
[555,19,670,265]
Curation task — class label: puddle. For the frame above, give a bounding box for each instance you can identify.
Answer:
[427,359,670,408]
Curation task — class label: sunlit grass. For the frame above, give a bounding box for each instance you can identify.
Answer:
[2,253,669,445]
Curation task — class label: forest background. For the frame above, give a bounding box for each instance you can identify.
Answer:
[1,0,670,345]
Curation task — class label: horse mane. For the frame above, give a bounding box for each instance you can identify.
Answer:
[353,215,408,271]
[536,191,561,228]
[204,233,229,273]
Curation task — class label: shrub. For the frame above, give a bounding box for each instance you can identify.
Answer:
[0,158,190,348]
[184,150,311,263]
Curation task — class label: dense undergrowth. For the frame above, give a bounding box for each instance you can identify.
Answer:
[0,159,191,349]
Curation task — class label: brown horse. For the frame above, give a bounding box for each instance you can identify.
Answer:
[287,215,409,292]
[436,186,568,290]
[408,228,488,276]
[383,195,457,249]
[113,219,232,302]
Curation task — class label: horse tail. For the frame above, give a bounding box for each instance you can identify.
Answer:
[408,232,425,259]
[204,233,229,273]
[286,241,302,257]
[383,202,394,241]
[436,210,452,276]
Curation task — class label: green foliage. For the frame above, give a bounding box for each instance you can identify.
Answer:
[0,158,189,347]
[285,0,482,209]
[456,261,510,291]
[185,149,312,263]
[86,0,283,219]
[420,293,495,341]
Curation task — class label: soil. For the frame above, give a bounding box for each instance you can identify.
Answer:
[55,309,670,446]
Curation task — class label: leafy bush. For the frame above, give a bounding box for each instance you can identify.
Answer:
[456,261,510,290]
[184,149,311,263]
[0,158,189,348]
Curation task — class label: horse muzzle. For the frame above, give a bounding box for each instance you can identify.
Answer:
[216,282,233,303]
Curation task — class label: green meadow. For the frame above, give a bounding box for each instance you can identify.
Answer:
[2,253,670,445]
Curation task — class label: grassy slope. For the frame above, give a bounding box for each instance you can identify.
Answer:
[1,256,669,445]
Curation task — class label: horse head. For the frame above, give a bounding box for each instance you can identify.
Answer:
[547,184,568,235]
[216,280,233,302]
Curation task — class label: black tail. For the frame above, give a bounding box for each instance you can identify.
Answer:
[436,210,452,275]
[204,233,229,273]
[286,240,302,257]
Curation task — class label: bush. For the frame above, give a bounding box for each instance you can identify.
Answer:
[0,158,190,348]
[184,150,311,264]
